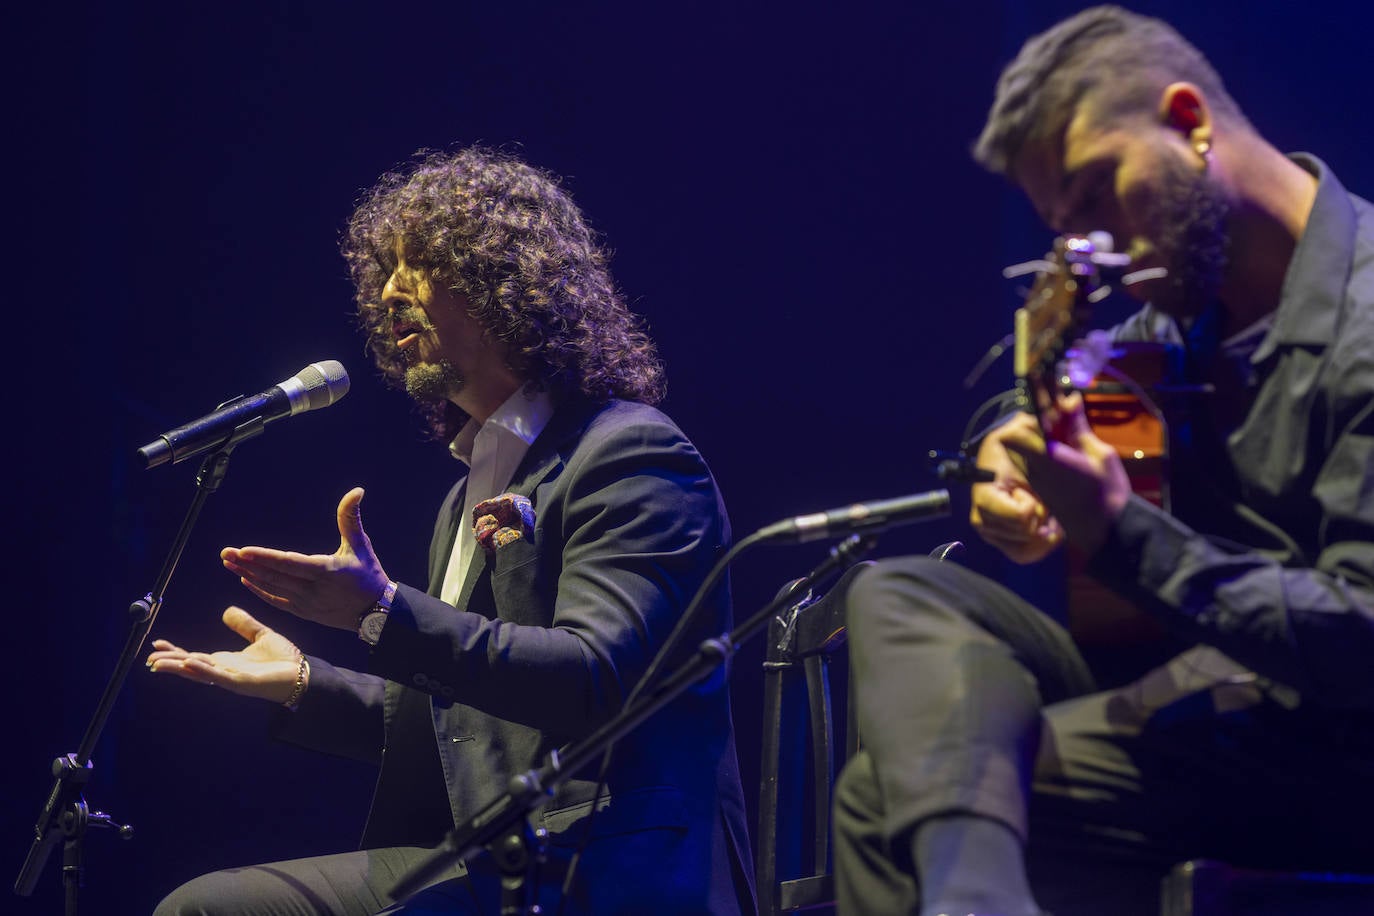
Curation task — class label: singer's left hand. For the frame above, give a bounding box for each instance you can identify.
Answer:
[998,392,1132,557]
[221,486,391,631]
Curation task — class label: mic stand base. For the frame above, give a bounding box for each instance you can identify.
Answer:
[14,434,254,910]
[495,818,548,916]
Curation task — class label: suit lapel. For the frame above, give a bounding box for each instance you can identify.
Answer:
[503,397,594,502]
[445,399,596,612]
[428,477,468,596]
[453,536,490,614]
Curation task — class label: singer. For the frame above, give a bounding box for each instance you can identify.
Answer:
[833,8,1374,916]
[147,146,755,915]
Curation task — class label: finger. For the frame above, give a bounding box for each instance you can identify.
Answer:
[972,508,1038,544]
[973,501,1036,536]
[336,486,374,557]
[238,578,293,612]
[222,556,314,605]
[979,525,1035,546]
[974,486,1042,526]
[1047,391,1092,444]
[147,638,191,666]
[1037,517,1066,544]
[183,650,224,666]
[979,531,1025,554]
[223,546,325,580]
[147,658,208,682]
[989,411,1041,440]
[147,649,191,667]
[1039,439,1098,477]
[1078,426,1120,463]
[982,531,1049,564]
[222,606,269,643]
[1000,427,1046,459]
[180,657,235,687]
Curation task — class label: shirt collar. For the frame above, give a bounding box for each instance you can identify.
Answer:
[448,386,557,466]
[1254,153,1357,361]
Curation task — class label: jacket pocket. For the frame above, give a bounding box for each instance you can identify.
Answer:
[540,785,688,845]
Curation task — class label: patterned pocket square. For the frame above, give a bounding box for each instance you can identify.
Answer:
[472,493,536,552]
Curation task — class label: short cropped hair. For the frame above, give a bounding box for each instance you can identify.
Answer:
[973,5,1251,177]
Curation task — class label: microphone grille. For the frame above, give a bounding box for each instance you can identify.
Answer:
[1086,230,1115,252]
[297,360,351,411]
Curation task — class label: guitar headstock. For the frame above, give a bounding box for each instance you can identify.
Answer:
[1009,232,1129,426]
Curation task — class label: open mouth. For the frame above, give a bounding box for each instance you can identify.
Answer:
[393,313,426,352]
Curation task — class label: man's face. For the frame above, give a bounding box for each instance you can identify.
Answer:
[1013,105,1231,320]
[381,238,488,405]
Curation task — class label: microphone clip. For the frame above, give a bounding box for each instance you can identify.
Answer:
[928,449,994,484]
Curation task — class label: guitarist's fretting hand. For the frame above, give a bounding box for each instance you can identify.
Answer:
[992,392,1133,560]
[971,411,1067,564]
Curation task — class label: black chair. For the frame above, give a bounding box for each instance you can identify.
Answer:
[752,544,1374,916]
[1159,859,1374,916]
[755,559,869,914]
[755,541,968,915]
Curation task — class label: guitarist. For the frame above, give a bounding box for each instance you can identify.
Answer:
[834,6,1374,916]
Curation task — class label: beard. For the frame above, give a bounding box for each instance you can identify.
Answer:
[1144,158,1232,318]
[404,358,465,404]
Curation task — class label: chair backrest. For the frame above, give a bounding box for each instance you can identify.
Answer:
[755,542,965,915]
[755,560,871,914]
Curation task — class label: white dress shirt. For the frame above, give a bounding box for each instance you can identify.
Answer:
[439,387,556,606]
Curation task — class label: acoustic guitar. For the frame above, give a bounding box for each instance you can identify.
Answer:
[1007,232,1174,652]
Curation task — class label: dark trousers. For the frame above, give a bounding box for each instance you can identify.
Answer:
[833,555,1374,916]
[153,813,745,916]
[152,847,474,916]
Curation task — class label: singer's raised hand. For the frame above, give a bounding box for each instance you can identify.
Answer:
[146,606,302,704]
[220,486,392,631]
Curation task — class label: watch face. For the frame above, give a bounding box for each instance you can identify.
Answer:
[360,611,388,644]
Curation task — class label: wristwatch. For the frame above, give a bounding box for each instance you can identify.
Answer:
[358,580,398,646]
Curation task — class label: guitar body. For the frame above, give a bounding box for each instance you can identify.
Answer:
[1080,341,1171,508]
[1008,237,1184,676]
[1068,342,1171,651]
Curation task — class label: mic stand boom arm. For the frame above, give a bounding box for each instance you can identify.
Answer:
[390,531,881,909]
[14,418,267,913]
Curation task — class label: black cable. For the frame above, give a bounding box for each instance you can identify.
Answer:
[960,387,1023,454]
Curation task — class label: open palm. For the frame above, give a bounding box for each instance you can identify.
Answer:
[147,606,302,705]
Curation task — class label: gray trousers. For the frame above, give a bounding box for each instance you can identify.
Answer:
[833,555,1374,916]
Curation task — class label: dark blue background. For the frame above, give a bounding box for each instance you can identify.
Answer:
[10,2,1373,912]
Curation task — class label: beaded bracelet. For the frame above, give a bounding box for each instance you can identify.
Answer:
[283,651,310,711]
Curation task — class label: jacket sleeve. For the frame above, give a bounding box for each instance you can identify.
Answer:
[366,414,727,736]
[1087,396,1374,708]
[268,655,388,763]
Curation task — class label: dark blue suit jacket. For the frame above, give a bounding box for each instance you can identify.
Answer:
[274,397,756,913]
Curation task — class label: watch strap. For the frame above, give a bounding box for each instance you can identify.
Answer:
[358,580,398,644]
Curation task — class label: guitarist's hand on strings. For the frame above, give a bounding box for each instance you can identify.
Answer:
[998,391,1133,558]
[971,411,1066,564]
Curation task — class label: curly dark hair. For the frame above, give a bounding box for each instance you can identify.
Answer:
[973,5,1252,179]
[342,145,665,440]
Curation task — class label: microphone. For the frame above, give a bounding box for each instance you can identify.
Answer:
[758,488,951,544]
[138,360,350,469]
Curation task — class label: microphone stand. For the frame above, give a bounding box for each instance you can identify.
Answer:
[14,419,267,914]
[389,531,883,914]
